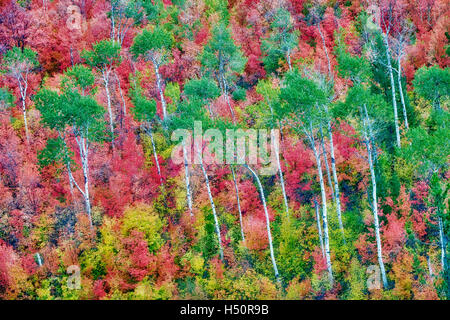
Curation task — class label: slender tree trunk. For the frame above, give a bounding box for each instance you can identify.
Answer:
[182,141,193,217]
[197,143,224,261]
[231,166,245,242]
[319,126,334,201]
[439,217,446,271]
[314,198,325,258]
[103,72,115,142]
[146,124,163,185]
[326,118,345,241]
[152,60,167,120]
[272,130,289,216]
[221,74,236,124]
[286,48,292,71]
[397,57,409,129]
[18,79,30,143]
[383,34,401,148]
[427,254,434,280]
[244,164,280,282]
[308,127,333,284]
[76,134,93,229]
[363,104,388,288]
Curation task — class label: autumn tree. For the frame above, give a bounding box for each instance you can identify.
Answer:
[131,25,174,121]
[261,7,298,73]
[336,45,391,289]
[1,46,38,143]
[81,40,122,141]
[35,65,107,228]
[280,69,334,284]
[200,21,247,123]
[129,74,164,185]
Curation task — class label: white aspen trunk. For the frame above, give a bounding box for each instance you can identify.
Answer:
[439,217,446,271]
[308,128,334,284]
[102,72,115,141]
[197,143,224,261]
[320,126,335,201]
[314,198,325,258]
[427,254,433,280]
[272,130,289,216]
[182,141,193,217]
[244,164,280,282]
[152,60,167,120]
[146,124,163,185]
[326,119,345,241]
[221,74,236,124]
[231,166,245,242]
[286,48,292,71]
[36,253,42,267]
[18,78,30,143]
[363,104,388,288]
[396,57,409,129]
[76,134,93,229]
[383,34,401,148]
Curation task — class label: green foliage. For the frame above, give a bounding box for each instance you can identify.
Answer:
[129,76,157,122]
[279,69,328,128]
[81,40,122,70]
[200,22,247,77]
[413,65,450,110]
[1,46,39,73]
[262,8,299,74]
[62,64,95,92]
[121,204,164,252]
[0,87,15,110]
[184,78,220,102]
[131,25,174,61]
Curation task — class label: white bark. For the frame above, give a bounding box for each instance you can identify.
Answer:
[396,57,409,129]
[272,130,289,216]
[439,217,446,271]
[314,198,325,258]
[244,164,280,282]
[231,166,245,242]
[197,143,224,261]
[326,118,345,241]
[17,74,30,143]
[182,141,193,217]
[74,133,93,229]
[146,124,163,185]
[319,126,334,201]
[362,104,388,288]
[383,34,401,148]
[151,60,167,120]
[307,125,333,284]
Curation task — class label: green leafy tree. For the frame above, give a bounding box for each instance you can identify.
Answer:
[129,74,163,184]
[35,65,107,228]
[0,46,39,142]
[280,69,334,284]
[413,66,450,111]
[81,40,122,140]
[108,0,145,45]
[262,7,298,73]
[131,25,174,120]
[200,21,247,123]
[0,87,15,111]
